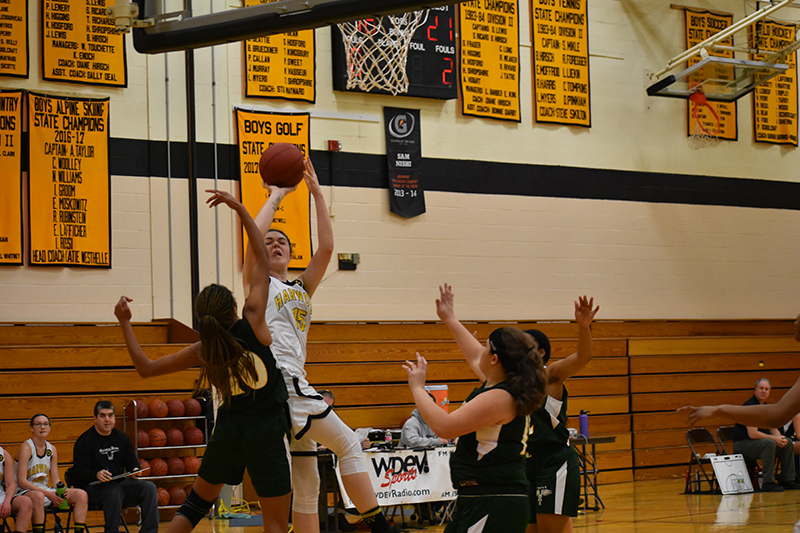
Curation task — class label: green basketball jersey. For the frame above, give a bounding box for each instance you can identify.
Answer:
[528,385,570,456]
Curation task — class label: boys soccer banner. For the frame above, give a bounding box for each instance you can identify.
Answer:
[236,109,311,270]
[0,90,23,265]
[28,93,110,267]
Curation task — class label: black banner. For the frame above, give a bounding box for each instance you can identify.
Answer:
[384,107,424,218]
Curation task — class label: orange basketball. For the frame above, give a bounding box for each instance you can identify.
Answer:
[137,429,150,448]
[183,427,204,446]
[258,143,305,188]
[125,399,148,419]
[183,398,202,417]
[184,484,194,495]
[166,427,184,446]
[138,458,150,475]
[168,486,186,505]
[149,399,168,418]
[157,487,170,506]
[149,457,168,477]
[183,455,201,474]
[167,457,185,476]
[166,399,185,417]
[148,428,167,448]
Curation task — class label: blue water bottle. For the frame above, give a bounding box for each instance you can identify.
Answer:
[579,410,589,437]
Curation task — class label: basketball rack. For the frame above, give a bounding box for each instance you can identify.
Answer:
[646,0,800,102]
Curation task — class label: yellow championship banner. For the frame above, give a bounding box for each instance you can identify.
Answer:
[244,0,315,102]
[531,0,590,126]
[685,9,736,140]
[236,109,311,270]
[0,0,28,78]
[752,20,797,146]
[459,0,521,122]
[0,90,23,265]
[42,0,126,87]
[28,93,110,267]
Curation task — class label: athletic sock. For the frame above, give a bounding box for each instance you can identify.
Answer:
[33,523,44,533]
[73,522,87,533]
[359,506,393,533]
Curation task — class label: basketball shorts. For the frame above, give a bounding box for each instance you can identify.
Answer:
[527,446,581,521]
[198,407,291,498]
[444,493,529,533]
[284,374,332,451]
[18,486,54,506]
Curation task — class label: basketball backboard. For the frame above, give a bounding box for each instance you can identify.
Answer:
[127,0,461,54]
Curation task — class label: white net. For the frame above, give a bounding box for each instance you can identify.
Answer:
[337,10,429,95]
[687,123,722,150]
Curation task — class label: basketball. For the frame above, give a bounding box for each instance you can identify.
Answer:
[166,399,185,417]
[125,399,148,419]
[138,458,150,475]
[166,427,184,446]
[148,428,167,447]
[183,426,204,445]
[149,399,168,418]
[149,457,168,477]
[183,455,201,474]
[184,484,194,495]
[183,398,202,417]
[168,486,187,505]
[258,143,305,188]
[167,457,185,476]
[157,487,169,506]
[137,429,150,448]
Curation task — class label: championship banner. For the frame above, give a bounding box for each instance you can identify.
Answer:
[244,0,315,102]
[752,20,797,146]
[42,0,126,87]
[531,0,590,126]
[685,9,736,140]
[337,447,457,507]
[384,107,425,218]
[0,90,23,265]
[0,0,28,78]
[28,93,110,267]
[459,0,520,122]
[236,109,311,270]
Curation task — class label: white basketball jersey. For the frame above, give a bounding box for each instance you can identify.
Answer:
[23,439,53,489]
[0,446,6,503]
[266,276,311,378]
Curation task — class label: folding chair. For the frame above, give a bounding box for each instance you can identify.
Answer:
[62,467,132,533]
[717,426,762,487]
[1,517,11,533]
[44,506,72,533]
[686,428,724,493]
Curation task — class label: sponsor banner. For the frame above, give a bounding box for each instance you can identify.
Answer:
[337,447,457,507]
[0,89,23,265]
[385,107,425,218]
[531,0,590,126]
[684,9,736,140]
[752,20,797,146]
[235,108,311,270]
[459,0,521,122]
[0,0,28,78]
[28,92,110,267]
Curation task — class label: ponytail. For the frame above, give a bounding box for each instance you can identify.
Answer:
[488,327,547,416]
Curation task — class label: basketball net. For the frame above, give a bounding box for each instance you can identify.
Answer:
[688,90,721,150]
[337,10,429,95]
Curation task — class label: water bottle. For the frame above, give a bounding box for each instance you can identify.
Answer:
[384,430,392,448]
[579,410,589,437]
[56,481,68,510]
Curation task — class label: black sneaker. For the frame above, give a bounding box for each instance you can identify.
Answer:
[761,482,785,492]
[780,481,800,490]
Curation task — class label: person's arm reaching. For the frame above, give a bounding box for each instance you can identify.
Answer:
[436,284,486,381]
[297,158,333,298]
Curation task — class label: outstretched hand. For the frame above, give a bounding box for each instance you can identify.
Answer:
[303,157,322,196]
[114,296,133,323]
[403,352,429,391]
[574,295,599,328]
[436,283,455,321]
[205,189,244,211]
[677,405,715,427]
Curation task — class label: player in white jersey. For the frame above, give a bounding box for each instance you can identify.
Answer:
[244,159,397,533]
[16,414,89,533]
[0,425,33,533]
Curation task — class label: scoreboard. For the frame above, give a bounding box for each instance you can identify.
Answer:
[331,6,457,99]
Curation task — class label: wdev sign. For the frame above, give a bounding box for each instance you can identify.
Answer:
[371,452,429,489]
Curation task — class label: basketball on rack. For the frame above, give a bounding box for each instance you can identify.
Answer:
[167,457,185,475]
[183,398,202,417]
[138,458,150,474]
[183,455,201,474]
[148,428,167,447]
[126,399,149,419]
[183,427,204,445]
[149,399,168,418]
[259,143,305,188]
[137,429,150,448]
[168,486,187,505]
[157,487,169,506]
[149,457,168,477]
[166,427,184,446]
[166,399,185,417]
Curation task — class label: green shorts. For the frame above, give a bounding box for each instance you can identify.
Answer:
[198,406,291,498]
[444,493,529,533]
[527,446,581,521]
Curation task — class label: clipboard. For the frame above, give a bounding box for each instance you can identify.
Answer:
[88,467,149,485]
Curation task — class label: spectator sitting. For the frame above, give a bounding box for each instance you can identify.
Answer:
[400,393,449,449]
[0,424,32,533]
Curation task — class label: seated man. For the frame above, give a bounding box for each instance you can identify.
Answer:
[399,394,448,448]
[70,401,159,533]
[733,379,800,492]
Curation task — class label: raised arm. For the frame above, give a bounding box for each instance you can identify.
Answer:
[436,283,486,381]
[545,296,599,388]
[297,158,333,297]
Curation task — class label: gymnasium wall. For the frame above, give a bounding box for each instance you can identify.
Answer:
[1,0,799,325]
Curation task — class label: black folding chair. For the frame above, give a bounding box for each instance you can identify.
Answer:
[686,428,724,493]
[63,467,132,533]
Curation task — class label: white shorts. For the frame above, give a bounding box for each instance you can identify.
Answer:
[284,374,332,450]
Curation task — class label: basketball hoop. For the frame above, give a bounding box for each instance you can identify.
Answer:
[337,10,429,95]
[688,90,722,149]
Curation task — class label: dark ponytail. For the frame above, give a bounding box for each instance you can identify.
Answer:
[488,327,547,416]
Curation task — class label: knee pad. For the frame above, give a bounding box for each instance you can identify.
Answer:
[291,454,320,514]
[176,490,213,528]
[327,431,366,476]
